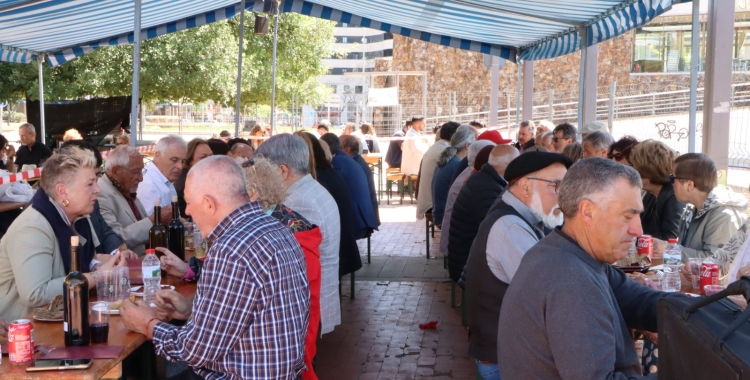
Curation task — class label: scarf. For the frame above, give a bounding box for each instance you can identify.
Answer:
[31,188,96,273]
[107,173,142,220]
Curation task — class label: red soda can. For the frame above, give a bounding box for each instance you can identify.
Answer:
[637,235,653,260]
[700,262,720,293]
[8,319,34,365]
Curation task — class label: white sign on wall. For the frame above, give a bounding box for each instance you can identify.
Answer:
[367,87,399,107]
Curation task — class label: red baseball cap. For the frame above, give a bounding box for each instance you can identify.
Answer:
[477,130,512,145]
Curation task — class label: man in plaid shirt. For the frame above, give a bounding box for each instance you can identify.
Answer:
[122,156,309,380]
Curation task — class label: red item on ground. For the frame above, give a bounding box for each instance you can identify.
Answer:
[419,321,439,330]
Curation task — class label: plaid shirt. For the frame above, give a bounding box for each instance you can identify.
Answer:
[153,201,310,380]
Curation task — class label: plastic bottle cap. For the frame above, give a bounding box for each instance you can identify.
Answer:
[146,249,156,254]
[667,238,678,244]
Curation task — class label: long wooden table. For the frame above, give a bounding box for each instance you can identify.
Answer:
[0,258,197,379]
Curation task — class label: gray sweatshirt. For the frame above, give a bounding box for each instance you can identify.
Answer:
[497,229,684,380]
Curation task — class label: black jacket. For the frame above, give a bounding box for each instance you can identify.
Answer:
[447,163,508,282]
[316,167,362,277]
[512,139,535,152]
[640,183,685,240]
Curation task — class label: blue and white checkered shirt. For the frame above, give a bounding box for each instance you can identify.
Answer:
[153,201,310,380]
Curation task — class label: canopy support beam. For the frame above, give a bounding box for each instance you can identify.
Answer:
[688,0,700,153]
[522,61,533,121]
[515,62,521,125]
[577,27,598,131]
[489,57,500,127]
[270,13,279,135]
[37,54,45,144]
[235,0,246,137]
[130,0,141,147]
[702,0,733,179]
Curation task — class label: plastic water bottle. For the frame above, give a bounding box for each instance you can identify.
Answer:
[662,238,682,292]
[141,248,161,307]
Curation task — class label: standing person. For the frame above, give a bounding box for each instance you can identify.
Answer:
[628,140,685,240]
[385,121,408,170]
[137,135,187,217]
[340,135,380,226]
[651,153,747,260]
[582,130,615,159]
[466,152,571,380]
[497,158,684,379]
[401,116,428,176]
[256,134,342,336]
[417,121,460,219]
[360,123,380,154]
[512,120,536,153]
[15,123,52,172]
[321,134,378,239]
[121,156,309,380]
[432,129,475,227]
[551,123,577,153]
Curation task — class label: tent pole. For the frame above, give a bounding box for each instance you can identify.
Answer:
[489,57,499,127]
[688,0,700,153]
[577,27,587,130]
[515,61,521,125]
[235,0,246,137]
[130,0,141,147]
[270,13,279,135]
[37,54,46,144]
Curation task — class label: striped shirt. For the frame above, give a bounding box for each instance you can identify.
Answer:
[153,201,310,380]
[284,174,341,335]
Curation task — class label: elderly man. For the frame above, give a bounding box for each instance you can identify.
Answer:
[340,135,380,226]
[256,134,342,336]
[551,123,577,153]
[137,135,186,216]
[122,156,309,379]
[466,152,572,379]
[512,120,536,153]
[99,146,171,256]
[15,123,52,172]
[498,158,684,379]
[401,116,428,176]
[439,140,495,258]
[536,131,554,152]
[582,130,615,159]
[448,145,519,282]
[227,141,254,160]
[321,133,378,238]
[416,121,459,219]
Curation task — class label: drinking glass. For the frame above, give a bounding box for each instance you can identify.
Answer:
[95,270,114,303]
[687,258,702,289]
[705,284,726,296]
[89,302,110,344]
[114,267,131,301]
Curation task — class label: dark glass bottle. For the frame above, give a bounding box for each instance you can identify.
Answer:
[167,196,185,260]
[149,200,167,257]
[64,236,90,346]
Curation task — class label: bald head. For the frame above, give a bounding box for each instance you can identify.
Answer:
[185,156,250,235]
[488,145,520,177]
[339,135,360,156]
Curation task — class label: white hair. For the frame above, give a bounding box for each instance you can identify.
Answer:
[188,156,249,205]
[156,135,187,155]
[582,130,615,152]
[468,140,495,166]
[19,123,35,135]
[457,124,479,138]
[105,146,141,171]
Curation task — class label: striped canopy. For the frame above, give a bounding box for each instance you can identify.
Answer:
[0,0,689,66]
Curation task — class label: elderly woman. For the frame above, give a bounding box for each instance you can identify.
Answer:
[174,138,212,216]
[0,147,126,322]
[432,129,476,227]
[628,140,686,241]
[608,135,639,166]
[653,153,747,261]
[160,156,323,380]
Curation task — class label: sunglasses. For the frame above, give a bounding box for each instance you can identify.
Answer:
[241,159,255,168]
[527,177,562,193]
[669,174,687,184]
[607,153,623,160]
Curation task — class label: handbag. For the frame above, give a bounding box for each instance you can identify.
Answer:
[0,180,34,203]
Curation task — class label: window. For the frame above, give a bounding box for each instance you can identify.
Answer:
[355,86,363,94]
[331,85,337,94]
[344,85,351,93]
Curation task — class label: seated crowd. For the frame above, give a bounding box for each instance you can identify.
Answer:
[0,118,748,380]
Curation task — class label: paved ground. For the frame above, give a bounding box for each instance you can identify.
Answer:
[316,201,476,379]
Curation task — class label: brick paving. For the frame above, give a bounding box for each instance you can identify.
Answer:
[318,203,475,379]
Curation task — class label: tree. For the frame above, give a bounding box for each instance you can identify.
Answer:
[0,12,335,107]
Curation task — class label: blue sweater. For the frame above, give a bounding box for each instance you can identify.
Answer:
[431,155,460,227]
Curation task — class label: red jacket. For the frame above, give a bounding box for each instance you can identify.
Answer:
[294,226,322,380]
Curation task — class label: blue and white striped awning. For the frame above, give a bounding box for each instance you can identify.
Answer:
[0,0,690,66]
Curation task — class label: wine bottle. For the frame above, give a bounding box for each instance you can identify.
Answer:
[64,236,90,346]
[149,200,167,257]
[167,195,185,260]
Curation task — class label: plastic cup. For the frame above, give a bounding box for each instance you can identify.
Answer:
[89,302,110,344]
[114,267,131,301]
[95,270,114,303]
[705,285,726,296]
[688,258,702,289]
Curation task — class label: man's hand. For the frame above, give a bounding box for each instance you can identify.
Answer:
[120,299,159,336]
[119,249,138,260]
[5,145,15,160]
[155,289,192,321]
[99,252,126,272]
[0,316,8,340]
[158,247,188,278]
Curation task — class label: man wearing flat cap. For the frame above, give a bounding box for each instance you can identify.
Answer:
[464,151,572,380]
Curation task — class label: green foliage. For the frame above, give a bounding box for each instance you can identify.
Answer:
[0,12,335,108]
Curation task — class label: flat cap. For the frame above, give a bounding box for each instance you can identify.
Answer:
[504,151,573,183]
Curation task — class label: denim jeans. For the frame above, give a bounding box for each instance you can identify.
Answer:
[475,360,501,380]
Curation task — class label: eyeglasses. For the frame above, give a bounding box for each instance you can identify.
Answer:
[527,177,562,193]
[669,174,687,184]
[241,159,255,168]
[607,153,623,160]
